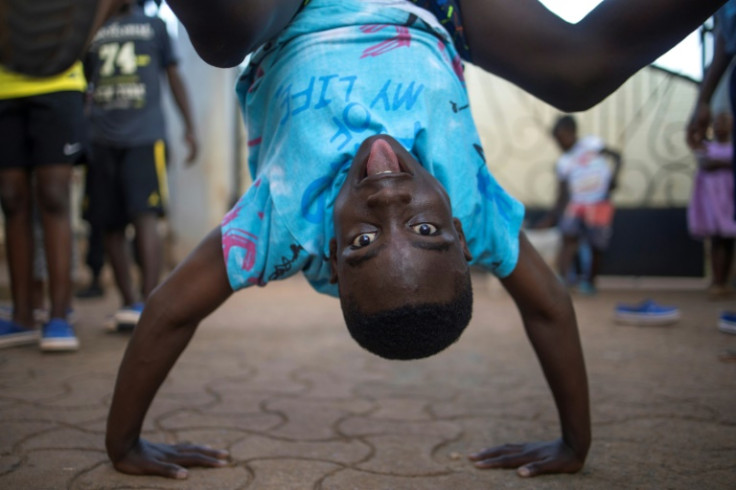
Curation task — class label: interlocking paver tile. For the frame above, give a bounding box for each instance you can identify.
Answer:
[138,394,222,433]
[322,468,520,490]
[1,448,105,490]
[208,361,310,396]
[363,397,433,420]
[203,389,273,414]
[339,417,461,439]
[246,459,341,489]
[1,420,58,453]
[20,427,104,452]
[0,277,734,489]
[291,368,383,399]
[264,397,373,440]
[353,433,463,475]
[429,390,554,421]
[158,408,283,433]
[230,433,371,464]
[594,418,736,469]
[0,454,22,476]
[2,404,104,427]
[72,461,253,490]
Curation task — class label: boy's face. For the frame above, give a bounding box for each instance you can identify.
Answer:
[553,128,576,152]
[330,135,472,313]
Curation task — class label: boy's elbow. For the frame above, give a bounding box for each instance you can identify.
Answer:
[544,54,634,111]
[543,73,614,112]
[550,94,605,113]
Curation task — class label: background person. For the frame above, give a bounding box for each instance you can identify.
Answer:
[84,0,197,330]
[0,62,86,351]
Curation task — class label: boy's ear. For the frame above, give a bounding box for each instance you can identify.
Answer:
[329,238,339,284]
[453,218,473,262]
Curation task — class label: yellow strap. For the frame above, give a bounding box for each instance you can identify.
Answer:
[153,140,169,206]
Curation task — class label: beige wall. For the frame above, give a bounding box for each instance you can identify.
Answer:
[465,63,704,209]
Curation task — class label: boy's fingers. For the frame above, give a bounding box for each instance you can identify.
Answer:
[472,453,531,470]
[114,459,188,480]
[176,443,230,459]
[518,461,550,477]
[171,451,231,468]
[156,462,189,479]
[518,457,582,478]
[468,444,523,461]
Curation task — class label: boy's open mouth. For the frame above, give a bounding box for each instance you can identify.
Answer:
[361,137,409,181]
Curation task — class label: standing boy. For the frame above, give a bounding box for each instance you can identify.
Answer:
[550,115,623,294]
[0,62,86,351]
[85,0,197,330]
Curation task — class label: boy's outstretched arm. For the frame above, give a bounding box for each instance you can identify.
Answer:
[601,148,623,194]
[106,228,233,479]
[166,0,303,67]
[469,233,590,477]
[687,34,732,149]
[461,0,725,111]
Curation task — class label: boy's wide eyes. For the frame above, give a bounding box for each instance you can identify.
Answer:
[350,223,439,248]
[352,232,377,248]
[411,223,438,236]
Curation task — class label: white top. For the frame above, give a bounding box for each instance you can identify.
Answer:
[556,135,612,204]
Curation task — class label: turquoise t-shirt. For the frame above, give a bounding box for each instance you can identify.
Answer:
[222,0,524,296]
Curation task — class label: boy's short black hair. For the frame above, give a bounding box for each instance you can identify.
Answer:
[552,114,577,134]
[340,273,473,360]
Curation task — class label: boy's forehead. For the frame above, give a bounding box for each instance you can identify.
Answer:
[339,250,467,311]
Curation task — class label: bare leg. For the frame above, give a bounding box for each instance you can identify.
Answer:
[557,235,579,284]
[726,238,735,286]
[711,236,735,287]
[35,164,73,320]
[0,168,34,327]
[105,228,136,306]
[588,248,603,287]
[32,279,45,311]
[133,213,162,300]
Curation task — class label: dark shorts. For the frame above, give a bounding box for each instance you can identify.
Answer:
[0,91,87,168]
[84,141,168,230]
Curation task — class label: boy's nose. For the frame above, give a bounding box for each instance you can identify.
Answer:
[366,187,412,208]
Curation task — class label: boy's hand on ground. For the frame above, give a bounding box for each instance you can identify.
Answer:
[468,438,584,477]
[111,438,230,479]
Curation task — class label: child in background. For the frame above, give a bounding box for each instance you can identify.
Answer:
[550,115,622,295]
[688,112,736,299]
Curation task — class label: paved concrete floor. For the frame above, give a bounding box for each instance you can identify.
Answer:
[1,274,735,489]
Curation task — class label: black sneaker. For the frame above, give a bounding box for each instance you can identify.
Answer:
[0,0,102,77]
